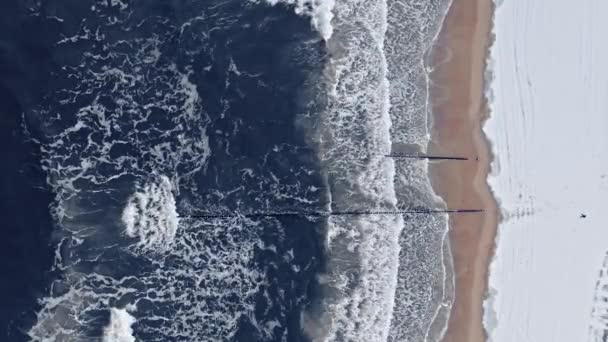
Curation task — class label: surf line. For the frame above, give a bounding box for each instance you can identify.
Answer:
[386,154,469,160]
[179,209,483,219]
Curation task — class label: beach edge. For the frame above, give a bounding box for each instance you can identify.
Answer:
[426,0,498,340]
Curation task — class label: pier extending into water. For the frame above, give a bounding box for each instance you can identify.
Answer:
[386,154,469,161]
[180,209,483,219]
[180,154,479,219]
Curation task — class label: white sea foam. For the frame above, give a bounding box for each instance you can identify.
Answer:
[302,0,451,340]
[27,6,218,340]
[300,1,401,339]
[103,308,136,342]
[383,0,452,340]
[484,0,608,340]
[262,0,335,40]
[122,176,179,252]
[29,216,268,341]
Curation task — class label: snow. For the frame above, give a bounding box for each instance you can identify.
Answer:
[483,0,608,341]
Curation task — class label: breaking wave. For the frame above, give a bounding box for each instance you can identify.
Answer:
[300,0,453,340]
[102,308,136,342]
[260,0,335,40]
[121,176,179,253]
[302,0,402,339]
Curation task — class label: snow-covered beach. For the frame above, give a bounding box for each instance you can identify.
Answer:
[484,0,608,340]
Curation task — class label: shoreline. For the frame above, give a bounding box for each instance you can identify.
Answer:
[426,0,497,341]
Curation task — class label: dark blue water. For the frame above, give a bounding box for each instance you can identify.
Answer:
[0,82,55,341]
[0,2,61,339]
[0,1,327,341]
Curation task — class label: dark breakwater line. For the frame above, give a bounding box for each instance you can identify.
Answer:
[180,208,483,219]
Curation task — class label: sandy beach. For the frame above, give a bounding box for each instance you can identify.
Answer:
[427,0,496,341]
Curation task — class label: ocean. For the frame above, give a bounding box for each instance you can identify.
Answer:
[0,0,453,341]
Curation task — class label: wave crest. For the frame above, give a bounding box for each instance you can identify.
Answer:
[102,308,136,342]
[261,0,335,40]
[122,176,179,252]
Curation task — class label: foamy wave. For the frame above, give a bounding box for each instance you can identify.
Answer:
[384,0,453,340]
[303,0,453,340]
[302,0,404,340]
[122,176,179,252]
[103,308,136,342]
[261,0,335,40]
[27,6,216,340]
[28,217,269,341]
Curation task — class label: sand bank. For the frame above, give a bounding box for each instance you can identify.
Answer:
[426,0,496,341]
